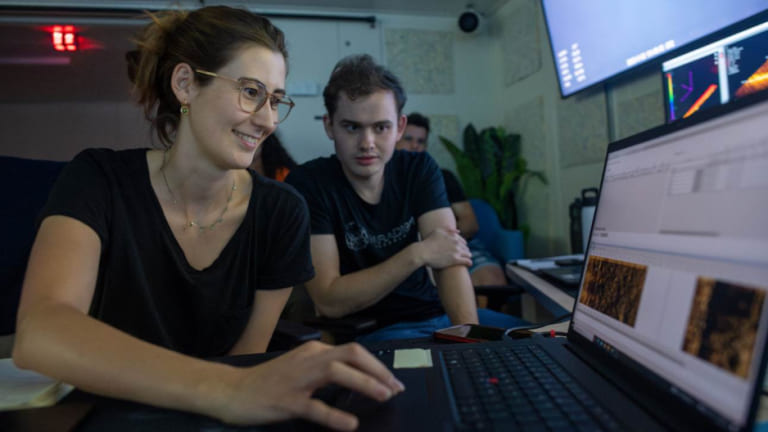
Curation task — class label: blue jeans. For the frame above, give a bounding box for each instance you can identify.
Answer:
[468,237,503,274]
[356,309,527,343]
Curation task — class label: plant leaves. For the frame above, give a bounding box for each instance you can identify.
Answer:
[462,124,482,169]
[477,128,497,180]
[500,133,521,174]
[439,135,483,199]
[440,125,547,230]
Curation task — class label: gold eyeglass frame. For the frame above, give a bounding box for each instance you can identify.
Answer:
[195,69,295,124]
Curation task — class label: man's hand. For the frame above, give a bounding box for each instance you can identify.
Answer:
[213,341,405,431]
[418,227,472,269]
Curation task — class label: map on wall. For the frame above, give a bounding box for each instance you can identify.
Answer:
[385,29,454,94]
[500,0,542,86]
[557,89,609,167]
[428,114,460,173]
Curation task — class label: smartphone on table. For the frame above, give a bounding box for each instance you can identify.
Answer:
[433,324,507,343]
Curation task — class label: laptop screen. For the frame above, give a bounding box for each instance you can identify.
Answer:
[571,94,768,429]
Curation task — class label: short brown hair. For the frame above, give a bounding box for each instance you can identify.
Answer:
[322,54,406,120]
[126,6,288,146]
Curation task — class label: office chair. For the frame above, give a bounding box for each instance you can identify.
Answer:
[468,198,524,263]
[0,156,66,339]
[469,198,526,312]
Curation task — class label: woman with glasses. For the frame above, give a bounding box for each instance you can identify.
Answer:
[13,6,402,431]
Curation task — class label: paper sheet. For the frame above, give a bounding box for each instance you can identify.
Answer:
[0,358,73,410]
[393,348,433,369]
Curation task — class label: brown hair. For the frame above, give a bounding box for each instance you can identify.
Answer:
[322,54,406,121]
[126,6,288,146]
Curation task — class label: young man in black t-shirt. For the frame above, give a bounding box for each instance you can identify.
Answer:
[396,113,508,289]
[286,55,524,342]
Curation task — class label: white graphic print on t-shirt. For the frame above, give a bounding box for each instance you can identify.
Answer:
[344,217,415,251]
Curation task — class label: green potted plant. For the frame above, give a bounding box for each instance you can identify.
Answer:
[439,124,546,231]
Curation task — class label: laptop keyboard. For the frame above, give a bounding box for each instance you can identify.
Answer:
[441,344,622,432]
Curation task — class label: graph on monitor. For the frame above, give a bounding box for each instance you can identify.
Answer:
[663,18,768,122]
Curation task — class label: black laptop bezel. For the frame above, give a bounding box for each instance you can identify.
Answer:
[564,90,768,432]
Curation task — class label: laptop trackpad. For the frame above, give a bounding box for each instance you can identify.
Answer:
[338,369,436,432]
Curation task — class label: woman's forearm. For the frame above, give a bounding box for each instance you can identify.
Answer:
[13,302,239,420]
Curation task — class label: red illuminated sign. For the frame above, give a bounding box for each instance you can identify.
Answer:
[52,25,77,51]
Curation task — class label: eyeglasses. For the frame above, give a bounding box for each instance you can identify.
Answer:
[195,69,295,124]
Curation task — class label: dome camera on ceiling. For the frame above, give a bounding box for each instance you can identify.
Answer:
[458,5,482,33]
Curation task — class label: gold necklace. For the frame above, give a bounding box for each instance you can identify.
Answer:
[160,150,237,232]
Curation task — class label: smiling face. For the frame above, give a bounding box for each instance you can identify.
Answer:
[176,43,287,170]
[324,89,406,186]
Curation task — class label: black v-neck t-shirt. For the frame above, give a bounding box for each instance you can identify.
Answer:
[39,148,314,357]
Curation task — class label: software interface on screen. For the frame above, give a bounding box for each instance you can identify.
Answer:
[542,0,767,97]
[663,19,768,122]
[572,98,768,428]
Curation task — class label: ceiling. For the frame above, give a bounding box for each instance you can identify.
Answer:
[233,0,507,16]
[0,0,509,17]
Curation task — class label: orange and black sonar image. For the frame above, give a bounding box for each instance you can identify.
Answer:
[579,256,647,327]
[731,29,768,99]
[683,277,766,378]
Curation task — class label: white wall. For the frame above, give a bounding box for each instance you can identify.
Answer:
[273,18,381,163]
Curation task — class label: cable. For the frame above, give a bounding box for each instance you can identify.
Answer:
[503,313,572,339]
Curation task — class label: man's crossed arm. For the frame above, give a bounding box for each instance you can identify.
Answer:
[305,207,478,324]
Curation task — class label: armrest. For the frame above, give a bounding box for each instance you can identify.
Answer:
[279,284,379,345]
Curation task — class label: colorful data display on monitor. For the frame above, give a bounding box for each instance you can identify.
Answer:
[663,19,768,122]
[541,1,767,98]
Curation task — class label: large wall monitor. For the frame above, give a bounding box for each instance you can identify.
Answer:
[662,19,768,122]
[541,0,768,97]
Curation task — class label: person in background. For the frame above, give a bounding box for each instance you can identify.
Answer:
[250,132,297,181]
[12,7,402,431]
[396,113,508,290]
[286,55,525,342]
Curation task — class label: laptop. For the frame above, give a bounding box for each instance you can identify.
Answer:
[539,264,582,289]
[513,255,585,290]
[337,91,768,432]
